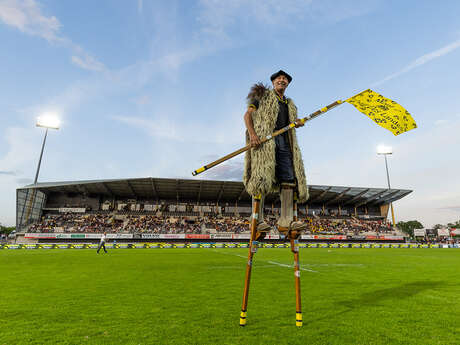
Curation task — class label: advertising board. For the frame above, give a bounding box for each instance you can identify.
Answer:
[185,234,210,239]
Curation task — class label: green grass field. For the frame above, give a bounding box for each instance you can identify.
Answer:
[1,247,459,344]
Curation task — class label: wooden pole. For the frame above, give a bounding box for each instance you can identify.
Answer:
[291,239,302,327]
[192,100,343,176]
[240,195,261,326]
[390,203,396,226]
[291,194,302,327]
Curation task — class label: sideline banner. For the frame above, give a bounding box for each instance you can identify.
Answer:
[450,229,460,236]
[85,234,103,239]
[378,235,404,241]
[161,234,186,239]
[25,233,134,239]
[142,234,161,239]
[107,234,133,239]
[233,234,251,240]
[2,242,460,249]
[59,208,86,213]
[25,233,59,239]
[24,232,405,241]
[210,233,233,239]
[71,234,85,239]
[301,235,347,240]
[437,228,449,237]
[185,234,209,239]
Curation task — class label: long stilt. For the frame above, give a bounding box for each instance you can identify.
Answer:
[291,193,302,327]
[291,238,302,327]
[240,195,261,326]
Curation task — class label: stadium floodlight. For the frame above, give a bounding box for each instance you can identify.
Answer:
[377,144,395,226]
[377,145,392,155]
[34,113,61,184]
[23,112,62,226]
[36,113,60,130]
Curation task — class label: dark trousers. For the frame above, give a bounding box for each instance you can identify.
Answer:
[97,242,107,253]
[275,134,294,183]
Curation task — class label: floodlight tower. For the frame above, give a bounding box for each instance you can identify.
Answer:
[23,114,61,227]
[377,145,395,225]
[34,114,60,183]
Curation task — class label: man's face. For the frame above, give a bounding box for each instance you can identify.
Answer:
[272,75,289,93]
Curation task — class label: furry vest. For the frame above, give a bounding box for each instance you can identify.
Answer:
[243,86,309,202]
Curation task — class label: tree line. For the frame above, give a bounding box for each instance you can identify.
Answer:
[0,223,15,235]
[396,219,460,237]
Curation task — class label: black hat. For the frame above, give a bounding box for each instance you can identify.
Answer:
[270,70,292,83]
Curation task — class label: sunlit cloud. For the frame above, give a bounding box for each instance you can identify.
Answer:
[0,0,105,72]
[372,38,460,87]
[0,0,61,41]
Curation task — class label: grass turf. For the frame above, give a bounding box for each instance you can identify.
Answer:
[0,247,459,344]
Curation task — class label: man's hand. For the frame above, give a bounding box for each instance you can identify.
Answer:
[249,132,261,147]
[295,119,305,128]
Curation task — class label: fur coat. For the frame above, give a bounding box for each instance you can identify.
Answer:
[243,85,309,202]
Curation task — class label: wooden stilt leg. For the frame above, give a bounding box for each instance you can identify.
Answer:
[240,195,261,326]
[291,193,302,327]
[291,238,302,327]
[293,193,298,223]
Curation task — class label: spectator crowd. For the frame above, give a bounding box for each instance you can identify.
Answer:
[27,211,395,235]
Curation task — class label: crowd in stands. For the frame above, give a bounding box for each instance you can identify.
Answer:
[27,211,395,235]
[27,213,249,234]
[306,217,393,235]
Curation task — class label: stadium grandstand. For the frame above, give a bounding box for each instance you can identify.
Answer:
[16,177,412,243]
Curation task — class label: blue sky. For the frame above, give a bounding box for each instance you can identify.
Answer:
[1,0,460,227]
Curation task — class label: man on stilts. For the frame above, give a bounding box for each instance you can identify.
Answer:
[190,69,416,326]
[240,70,308,327]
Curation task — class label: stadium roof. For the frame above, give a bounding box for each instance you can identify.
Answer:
[19,177,412,207]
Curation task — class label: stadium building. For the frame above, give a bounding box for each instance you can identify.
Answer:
[16,177,411,243]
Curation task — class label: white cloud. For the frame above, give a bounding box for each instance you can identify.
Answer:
[113,112,244,145]
[197,0,313,38]
[372,38,460,87]
[113,115,183,142]
[0,0,105,72]
[0,0,61,41]
[197,0,378,37]
[12,0,379,118]
[71,54,105,72]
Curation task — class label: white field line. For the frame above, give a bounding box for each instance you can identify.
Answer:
[212,250,318,273]
[302,263,365,268]
[267,260,318,273]
[207,265,274,270]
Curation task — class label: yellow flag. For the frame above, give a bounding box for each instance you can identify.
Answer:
[346,89,417,136]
